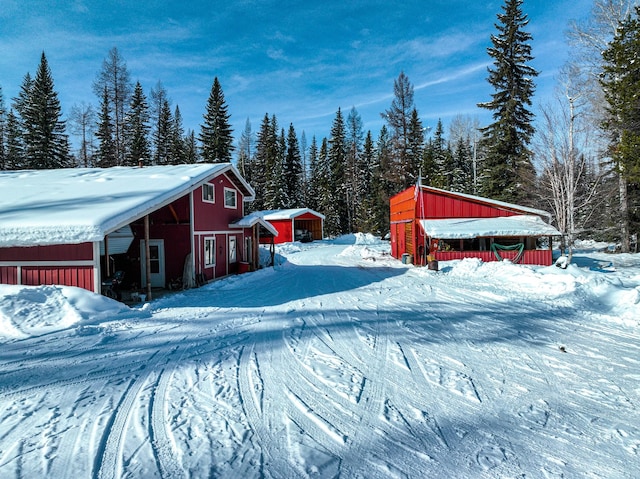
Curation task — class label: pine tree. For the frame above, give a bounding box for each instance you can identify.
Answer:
[199,77,234,163]
[382,71,418,191]
[372,125,393,235]
[5,110,23,170]
[307,136,320,211]
[478,0,538,203]
[346,107,364,232]
[250,114,272,212]
[153,99,172,165]
[0,86,6,170]
[125,81,151,166]
[22,52,70,169]
[93,47,132,166]
[451,135,474,193]
[357,131,377,231]
[406,108,425,179]
[95,86,117,168]
[283,123,303,207]
[328,108,348,235]
[237,118,253,179]
[183,130,199,164]
[601,5,640,251]
[170,105,186,164]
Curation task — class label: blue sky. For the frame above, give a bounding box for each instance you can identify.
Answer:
[0,0,593,150]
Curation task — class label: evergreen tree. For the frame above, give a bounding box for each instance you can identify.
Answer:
[125,81,151,166]
[170,105,186,164]
[93,47,132,166]
[265,127,286,209]
[382,71,417,190]
[328,108,348,235]
[237,118,253,179]
[22,52,70,169]
[183,130,199,164]
[5,110,23,170]
[478,0,538,203]
[406,108,425,180]
[601,5,640,251]
[371,125,393,235]
[317,137,337,234]
[95,86,117,167]
[0,86,6,170]
[283,123,303,207]
[346,107,365,232]
[357,130,377,231]
[250,114,272,212]
[153,99,172,164]
[451,135,474,193]
[199,77,234,163]
[307,136,320,211]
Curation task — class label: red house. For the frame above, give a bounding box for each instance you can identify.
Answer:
[0,164,276,299]
[249,208,325,244]
[390,184,561,266]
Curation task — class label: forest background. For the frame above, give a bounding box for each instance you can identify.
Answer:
[0,0,639,256]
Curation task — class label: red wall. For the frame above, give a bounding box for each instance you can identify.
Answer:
[436,249,552,266]
[417,190,518,219]
[193,175,245,232]
[21,266,94,289]
[0,243,94,261]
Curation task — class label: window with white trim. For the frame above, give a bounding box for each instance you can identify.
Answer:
[204,237,216,266]
[224,187,237,209]
[202,183,215,203]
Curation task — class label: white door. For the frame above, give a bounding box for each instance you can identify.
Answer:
[140,239,166,288]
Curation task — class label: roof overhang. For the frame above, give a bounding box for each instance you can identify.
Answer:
[418,215,562,239]
[230,216,279,237]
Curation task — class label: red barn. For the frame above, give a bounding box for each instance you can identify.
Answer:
[0,164,276,299]
[390,184,561,266]
[249,209,325,244]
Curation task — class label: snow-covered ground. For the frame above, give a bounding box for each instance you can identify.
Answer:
[0,235,639,478]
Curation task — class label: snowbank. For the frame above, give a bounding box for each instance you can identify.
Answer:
[0,285,142,340]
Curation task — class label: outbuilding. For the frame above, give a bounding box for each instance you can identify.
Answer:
[0,164,275,299]
[390,184,561,266]
[248,208,325,244]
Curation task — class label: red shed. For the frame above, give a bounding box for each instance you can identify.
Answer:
[390,184,561,266]
[249,209,325,244]
[0,164,268,300]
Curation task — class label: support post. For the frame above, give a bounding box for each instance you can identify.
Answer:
[144,215,152,301]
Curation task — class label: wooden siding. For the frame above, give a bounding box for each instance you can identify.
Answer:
[389,188,417,223]
[0,266,18,284]
[0,243,94,261]
[435,249,553,266]
[21,266,94,289]
[418,190,516,219]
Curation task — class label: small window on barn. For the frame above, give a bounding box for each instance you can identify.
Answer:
[204,237,216,267]
[202,183,215,203]
[229,236,237,263]
[224,188,237,209]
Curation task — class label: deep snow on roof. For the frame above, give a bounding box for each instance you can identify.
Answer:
[419,185,552,218]
[247,208,326,221]
[0,164,252,247]
[419,215,562,239]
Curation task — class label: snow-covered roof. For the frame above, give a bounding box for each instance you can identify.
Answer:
[230,215,279,236]
[420,185,552,219]
[247,208,325,221]
[418,215,562,239]
[0,164,255,247]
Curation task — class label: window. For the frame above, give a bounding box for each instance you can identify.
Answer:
[204,237,216,266]
[229,236,237,263]
[224,188,237,209]
[202,183,215,203]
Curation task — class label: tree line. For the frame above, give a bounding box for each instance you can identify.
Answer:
[0,0,638,250]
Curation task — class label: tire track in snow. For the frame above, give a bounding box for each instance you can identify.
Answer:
[149,367,184,479]
[237,343,300,477]
[93,375,146,479]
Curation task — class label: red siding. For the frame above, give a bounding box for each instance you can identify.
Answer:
[21,266,94,289]
[418,190,517,219]
[435,250,552,266]
[193,177,244,232]
[0,266,18,284]
[0,243,94,261]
